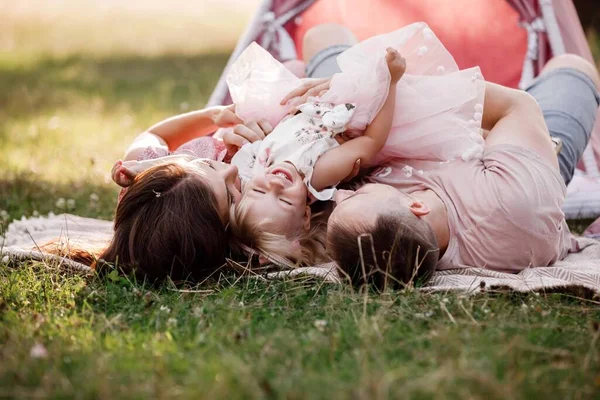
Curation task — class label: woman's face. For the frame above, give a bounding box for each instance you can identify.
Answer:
[188,159,241,223]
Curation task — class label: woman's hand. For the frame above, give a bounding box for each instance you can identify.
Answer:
[111,160,137,187]
[280,77,332,107]
[221,119,273,158]
[214,104,273,154]
[223,120,273,147]
[214,104,273,144]
[213,104,242,127]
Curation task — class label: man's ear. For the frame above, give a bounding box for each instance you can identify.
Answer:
[303,206,312,231]
[409,201,430,217]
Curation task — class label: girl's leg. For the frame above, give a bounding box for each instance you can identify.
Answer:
[525,54,600,185]
[303,24,358,78]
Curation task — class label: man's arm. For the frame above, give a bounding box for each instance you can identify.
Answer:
[482,82,557,168]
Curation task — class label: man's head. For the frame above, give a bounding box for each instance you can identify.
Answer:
[327,184,439,289]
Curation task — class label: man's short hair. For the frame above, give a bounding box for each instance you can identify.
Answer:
[328,213,439,290]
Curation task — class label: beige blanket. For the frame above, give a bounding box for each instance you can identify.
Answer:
[2,214,599,294]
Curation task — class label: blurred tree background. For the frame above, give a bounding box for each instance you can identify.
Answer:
[576,0,600,33]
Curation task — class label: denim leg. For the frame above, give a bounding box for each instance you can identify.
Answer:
[525,68,600,185]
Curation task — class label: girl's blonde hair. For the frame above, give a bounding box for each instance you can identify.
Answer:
[228,196,328,268]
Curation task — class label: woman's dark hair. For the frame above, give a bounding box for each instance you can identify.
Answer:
[327,213,439,290]
[98,162,227,283]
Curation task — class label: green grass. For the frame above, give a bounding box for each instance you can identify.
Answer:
[1,2,600,398]
[2,264,600,399]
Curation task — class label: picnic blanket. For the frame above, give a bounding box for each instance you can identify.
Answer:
[2,214,600,294]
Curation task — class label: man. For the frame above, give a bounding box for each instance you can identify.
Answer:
[290,24,600,288]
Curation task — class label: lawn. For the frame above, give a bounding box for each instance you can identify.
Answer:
[1,1,600,399]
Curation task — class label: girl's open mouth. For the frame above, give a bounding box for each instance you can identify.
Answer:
[270,167,293,183]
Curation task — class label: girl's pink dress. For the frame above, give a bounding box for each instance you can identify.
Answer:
[226,22,486,169]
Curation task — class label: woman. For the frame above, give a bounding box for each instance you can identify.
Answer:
[100,25,365,281]
[325,55,600,288]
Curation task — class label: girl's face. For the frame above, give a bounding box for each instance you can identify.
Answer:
[242,162,310,235]
[188,159,241,223]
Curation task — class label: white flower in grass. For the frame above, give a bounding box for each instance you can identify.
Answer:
[89,193,99,203]
[313,319,327,332]
[192,307,203,317]
[29,343,48,359]
[167,318,177,328]
[159,305,171,314]
[55,198,66,209]
[0,210,8,222]
[32,210,39,217]
[66,199,76,210]
[415,311,434,319]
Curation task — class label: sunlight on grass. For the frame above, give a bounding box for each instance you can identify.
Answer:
[0,1,242,221]
[0,0,256,184]
[0,51,230,221]
[0,53,230,183]
[0,0,260,58]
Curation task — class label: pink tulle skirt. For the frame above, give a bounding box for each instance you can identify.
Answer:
[227,22,486,168]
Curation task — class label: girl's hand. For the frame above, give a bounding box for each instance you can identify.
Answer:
[281,77,332,107]
[111,160,137,187]
[386,48,406,84]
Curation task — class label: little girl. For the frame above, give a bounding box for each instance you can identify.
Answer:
[227,22,486,266]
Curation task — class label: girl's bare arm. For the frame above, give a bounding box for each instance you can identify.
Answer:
[310,82,397,191]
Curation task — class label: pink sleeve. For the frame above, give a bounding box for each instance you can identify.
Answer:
[173,137,228,162]
[118,137,228,203]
